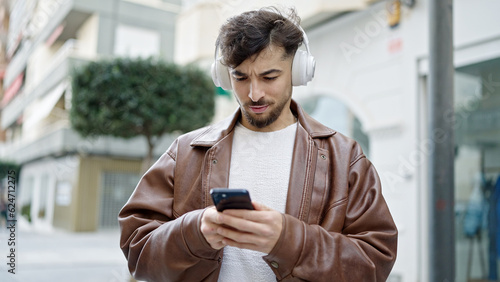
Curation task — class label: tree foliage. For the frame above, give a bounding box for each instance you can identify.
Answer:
[0,160,21,180]
[70,57,215,168]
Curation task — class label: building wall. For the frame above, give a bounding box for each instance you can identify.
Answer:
[19,155,80,232]
[2,0,181,133]
[177,0,500,280]
[25,41,64,94]
[302,0,500,280]
[1,0,181,234]
[93,0,179,59]
[75,156,141,232]
[75,14,99,58]
[300,2,426,280]
[20,155,143,232]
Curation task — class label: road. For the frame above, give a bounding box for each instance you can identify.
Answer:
[0,223,133,282]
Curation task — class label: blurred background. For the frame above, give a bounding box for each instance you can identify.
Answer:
[0,0,498,281]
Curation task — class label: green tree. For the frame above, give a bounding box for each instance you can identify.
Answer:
[0,160,20,180]
[70,58,215,171]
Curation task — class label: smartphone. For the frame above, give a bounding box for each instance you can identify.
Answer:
[210,188,255,212]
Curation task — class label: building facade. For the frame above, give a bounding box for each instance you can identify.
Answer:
[0,0,180,231]
[175,0,500,281]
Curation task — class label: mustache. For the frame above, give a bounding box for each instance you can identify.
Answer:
[247,99,272,107]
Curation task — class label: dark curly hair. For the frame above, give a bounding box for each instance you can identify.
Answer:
[217,7,303,68]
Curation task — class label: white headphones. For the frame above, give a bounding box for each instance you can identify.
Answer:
[211,25,316,91]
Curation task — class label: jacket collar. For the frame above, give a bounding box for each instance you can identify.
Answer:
[190,99,336,147]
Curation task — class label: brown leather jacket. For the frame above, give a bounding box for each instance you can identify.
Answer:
[119,100,397,281]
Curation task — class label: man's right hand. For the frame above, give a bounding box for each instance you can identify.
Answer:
[200,206,226,250]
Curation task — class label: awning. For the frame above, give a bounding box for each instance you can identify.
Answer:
[23,81,68,130]
[1,72,24,107]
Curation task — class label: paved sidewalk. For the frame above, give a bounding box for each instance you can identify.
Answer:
[0,225,133,282]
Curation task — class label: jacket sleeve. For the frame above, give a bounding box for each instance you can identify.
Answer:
[118,142,222,281]
[263,154,398,281]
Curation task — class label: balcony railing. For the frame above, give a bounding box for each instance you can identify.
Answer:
[0,126,177,165]
[1,42,89,129]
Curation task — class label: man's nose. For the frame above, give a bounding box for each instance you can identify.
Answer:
[248,82,265,102]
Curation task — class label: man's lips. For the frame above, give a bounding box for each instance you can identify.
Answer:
[249,105,269,113]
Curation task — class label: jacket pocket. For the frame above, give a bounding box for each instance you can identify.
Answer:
[319,197,348,231]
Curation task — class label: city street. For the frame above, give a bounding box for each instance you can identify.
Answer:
[0,222,132,282]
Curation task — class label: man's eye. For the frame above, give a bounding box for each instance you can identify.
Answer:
[264,77,278,81]
[235,77,247,81]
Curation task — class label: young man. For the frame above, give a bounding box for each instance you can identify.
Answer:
[119,7,397,281]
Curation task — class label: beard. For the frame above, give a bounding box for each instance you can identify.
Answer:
[238,91,292,129]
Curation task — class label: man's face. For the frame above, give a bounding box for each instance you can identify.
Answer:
[230,45,294,132]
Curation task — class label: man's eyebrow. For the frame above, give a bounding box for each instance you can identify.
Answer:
[231,70,246,77]
[259,69,282,76]
[231,69,282,76]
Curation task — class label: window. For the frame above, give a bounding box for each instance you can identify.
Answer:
[301,95,370,157]
[455,57,500,281]
[114,24,160,58]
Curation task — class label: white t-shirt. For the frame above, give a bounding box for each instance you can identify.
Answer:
[218,121,297,282]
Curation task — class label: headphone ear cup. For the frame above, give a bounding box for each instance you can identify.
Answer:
[211,58,232,90]
[292,50,315,86]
